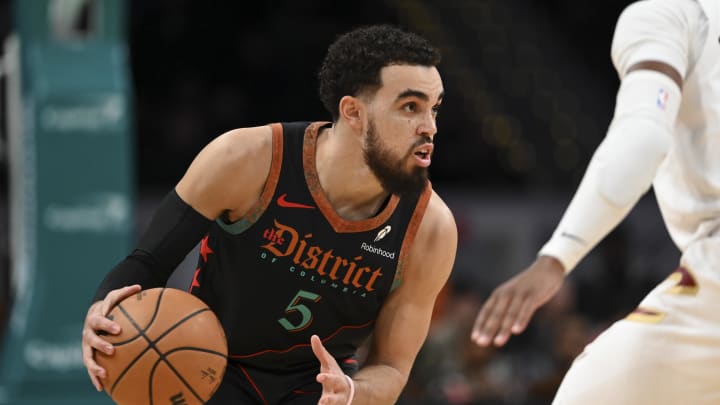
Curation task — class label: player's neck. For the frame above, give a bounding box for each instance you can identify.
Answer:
[315,124,390,221]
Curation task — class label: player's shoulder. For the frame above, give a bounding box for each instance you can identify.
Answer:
[612,0,704,77]
[426,189,455,224]
[398,188,456,288]
[417,189,457,244]
[209,125,274,157]
[195,125,274,171]
[617,0,702,31]
[176,125,276,218]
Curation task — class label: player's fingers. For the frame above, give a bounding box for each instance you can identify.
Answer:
[82,328,114,355]
[81,336,101,369]
[472,293,510,346]
[317,373,348,404]
[318,396,338,405]
[88,314,121,335]
[511,296,540,334]
[87,369,104,392]
[470,295,497,345]
[316,372,345,389]
[82,340,107,390]
[102,285,142,314]
[318,395,344,405]
[310,335,332,369]
[493,295,524,346]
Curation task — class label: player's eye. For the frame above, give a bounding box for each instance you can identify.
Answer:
[403,102,417,113]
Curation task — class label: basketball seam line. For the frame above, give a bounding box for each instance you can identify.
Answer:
[109,289,216,405]
[108,288,169,394]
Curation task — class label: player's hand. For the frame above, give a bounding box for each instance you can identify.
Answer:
[471,256,565,347]
[81,285,142,391]
[311,335,353,405]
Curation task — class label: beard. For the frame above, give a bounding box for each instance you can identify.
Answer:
[363,120,430,197]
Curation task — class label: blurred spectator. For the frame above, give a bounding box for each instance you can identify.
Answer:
[401,279,599,404]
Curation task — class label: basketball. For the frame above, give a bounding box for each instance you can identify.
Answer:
[96,288,227,405]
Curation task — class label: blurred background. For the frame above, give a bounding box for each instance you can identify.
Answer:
[0,0,679,404]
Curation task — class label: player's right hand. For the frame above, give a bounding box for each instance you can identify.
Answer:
[471,256,565,347]
[81,284,142,391]
[311,335,353,405]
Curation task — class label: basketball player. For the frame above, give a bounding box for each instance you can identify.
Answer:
[81,25,456,404]
[472,0,720,403]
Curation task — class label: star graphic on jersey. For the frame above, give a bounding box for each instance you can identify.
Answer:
[200,235,214,262]
[190,267,202,290]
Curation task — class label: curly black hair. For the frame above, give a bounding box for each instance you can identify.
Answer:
[318,25,441,121]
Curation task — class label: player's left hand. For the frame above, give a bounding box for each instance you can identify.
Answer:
[311,335,353,404]
[471,255,565,347]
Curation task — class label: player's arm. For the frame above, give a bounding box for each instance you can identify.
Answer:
[82,125,274,390]
[339,192,456,404]
[472,65,682,347]
[92,125,274,298]
[473,0,694,347]
[537,0,689,273]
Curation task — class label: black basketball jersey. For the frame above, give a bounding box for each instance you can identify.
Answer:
[190,121,431,372]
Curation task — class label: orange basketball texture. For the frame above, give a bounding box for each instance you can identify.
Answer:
[96,288,227,405]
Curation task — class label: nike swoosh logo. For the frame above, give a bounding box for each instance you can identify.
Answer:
[277,193,315,209]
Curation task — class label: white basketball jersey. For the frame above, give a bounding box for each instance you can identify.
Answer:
[654,0,720,251]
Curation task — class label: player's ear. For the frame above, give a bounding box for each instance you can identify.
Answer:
[338,95,365,131]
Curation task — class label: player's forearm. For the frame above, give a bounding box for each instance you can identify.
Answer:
[541,70,678,273]
[93,251,168,301]
[93,190,212,301]
[350,364,407,404]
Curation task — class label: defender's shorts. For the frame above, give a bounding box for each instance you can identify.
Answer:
[553,237,720,404]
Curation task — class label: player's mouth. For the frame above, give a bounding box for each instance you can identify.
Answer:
[413,144,433,167]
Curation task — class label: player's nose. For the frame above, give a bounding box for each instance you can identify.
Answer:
[417,112,437,138]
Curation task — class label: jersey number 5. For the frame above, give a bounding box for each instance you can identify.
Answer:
[278,290,321,332]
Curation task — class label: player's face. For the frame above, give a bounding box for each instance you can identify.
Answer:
[362,65,444,196]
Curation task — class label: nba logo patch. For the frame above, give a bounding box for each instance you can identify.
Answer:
[656,88,669,110]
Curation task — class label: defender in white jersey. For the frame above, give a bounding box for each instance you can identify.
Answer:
[472,0,720,403]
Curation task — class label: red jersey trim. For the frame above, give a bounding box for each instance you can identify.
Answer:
[238,365,269,405]
[216,124,284,234]
[228,320,373,359]
[392,183,432,289]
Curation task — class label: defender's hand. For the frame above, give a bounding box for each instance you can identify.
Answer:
[81,285,142,391]
[311,335,353,405]
[472,256,565,347]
